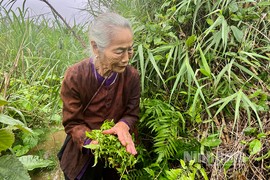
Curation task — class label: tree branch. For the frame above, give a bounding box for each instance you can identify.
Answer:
[40,0,87,48]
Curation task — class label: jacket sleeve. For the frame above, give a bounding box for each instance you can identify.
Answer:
[60,67,90,149]
[120,68,141,132]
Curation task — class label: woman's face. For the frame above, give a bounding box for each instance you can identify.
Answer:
[97,27,134,73]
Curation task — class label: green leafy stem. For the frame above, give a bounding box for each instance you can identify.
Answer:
[84,120,137,178]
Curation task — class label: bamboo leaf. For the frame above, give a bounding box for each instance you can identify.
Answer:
[214,61,233,88]
[258,1,270,6]
[240,51,270,61]
[148,51,165,85]
[208,92,238,116]
[233,62,261,81]
[138,44,145,93]
[241,93,263,131]
[230,26,243,43]
[163,46,175,73]
[198,45,211,77]
[184,52,212,117]
[204,16,222,39]
[169,60,186,101]
[232,90,242,131]
[221,16,229,48]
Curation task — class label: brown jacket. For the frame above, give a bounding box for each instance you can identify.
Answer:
[60,59,140,179]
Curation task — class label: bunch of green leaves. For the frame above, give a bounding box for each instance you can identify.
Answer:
[84,120,138,178]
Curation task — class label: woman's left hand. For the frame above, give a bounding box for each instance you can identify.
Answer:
[103,121,137,155]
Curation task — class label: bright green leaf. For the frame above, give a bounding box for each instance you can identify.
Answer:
[206,18,213,25]
[180,159,187,169]
[0,96,8,106]
[186,35,197,48]
[249,139,262,155]
[144,167,155,177]
[257,133,266,139]
[201,135,222,147]
[0,129,15,152]
[224,160,233,171]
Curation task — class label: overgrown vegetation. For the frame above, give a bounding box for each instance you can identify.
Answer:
[0,0,270,179]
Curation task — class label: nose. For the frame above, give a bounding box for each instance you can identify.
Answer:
[121,51,129,64]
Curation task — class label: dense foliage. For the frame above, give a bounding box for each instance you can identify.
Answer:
[96,0,270,179]
[84,120,138,179]
[0,0,269,179]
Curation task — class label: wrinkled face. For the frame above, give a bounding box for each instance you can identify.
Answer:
[96,27,134,73]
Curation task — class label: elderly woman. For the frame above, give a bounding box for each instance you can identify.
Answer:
[59,12,140,180]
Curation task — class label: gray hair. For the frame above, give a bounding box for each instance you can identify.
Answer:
[89,12,132,54]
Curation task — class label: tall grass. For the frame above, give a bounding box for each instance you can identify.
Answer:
[0,3,92,177]
[0,5,89,127]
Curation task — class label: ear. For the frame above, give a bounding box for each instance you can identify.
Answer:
[90,41,99,56]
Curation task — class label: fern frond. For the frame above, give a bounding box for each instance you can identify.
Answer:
[140,99,185,161]
[125,168,150,180]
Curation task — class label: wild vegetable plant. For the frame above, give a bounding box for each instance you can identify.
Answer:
[84,120,139,179]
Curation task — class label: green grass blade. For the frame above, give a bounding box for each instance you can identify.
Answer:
[148,50,166,86]
[242,93,263,132]
[138,44,145,93]
[232,90,242,131]
[233,62,261,81]
[184,52,212,117]
[163,46,175,74]
[197,44,211,77]
[169,59,186,101]
[208,92,238,117]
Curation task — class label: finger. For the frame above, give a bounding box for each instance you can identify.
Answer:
[123,135,135,151]
[118,132,127,146]
[90,140,98,145]
[102,128,116,135]
[126,143,137,155]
